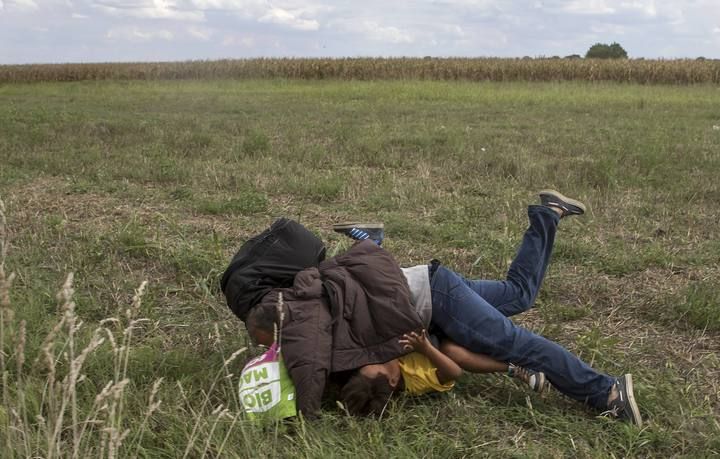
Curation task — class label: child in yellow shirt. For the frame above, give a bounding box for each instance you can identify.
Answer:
[340,329,547,415]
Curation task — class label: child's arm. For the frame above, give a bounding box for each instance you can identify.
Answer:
[399,330,463,384]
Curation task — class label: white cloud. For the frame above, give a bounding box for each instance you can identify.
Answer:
[72,12,88,18]
[562,0,615,15]
[361,21,414,44]
[620,0,656,16]
[438,23,465,38]
[431,0,496,8]
[185,0,259,9]
[88,0,325,31]
[590,23,627,35]
[554,0,681,20]
[333,19,414,44]
[258,7,319,31]
[107,25,174,41]
[222,34,255,47]
[187,24,211,40]
[93,0,204,21]
[713,26,720,34]
[2,0,39,11]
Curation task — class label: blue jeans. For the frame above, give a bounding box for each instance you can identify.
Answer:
[429,205,614,409]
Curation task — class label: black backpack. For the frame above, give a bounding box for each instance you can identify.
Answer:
[220,218,326,321]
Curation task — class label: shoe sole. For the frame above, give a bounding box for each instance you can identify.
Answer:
[537,372,549,395]
[623,374,643,427]
[539,190,587,214]
[333,222,384,230]
[530,371,547,394]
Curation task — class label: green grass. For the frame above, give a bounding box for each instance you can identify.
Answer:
[1,79,719,457]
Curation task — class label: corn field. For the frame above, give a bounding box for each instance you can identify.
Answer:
[1,57,719,85]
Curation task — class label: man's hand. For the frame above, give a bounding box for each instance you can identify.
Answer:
[399,330,432,353]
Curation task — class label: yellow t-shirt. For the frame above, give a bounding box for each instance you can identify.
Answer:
[397,352,455,395]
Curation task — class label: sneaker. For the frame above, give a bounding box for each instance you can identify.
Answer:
[604,374,642,426]
[508,364,549,394]
[333,222,384,246]
[538,190,586,218]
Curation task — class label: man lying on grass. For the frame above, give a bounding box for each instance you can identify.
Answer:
[330,191,641,425]
[225,191,641,425]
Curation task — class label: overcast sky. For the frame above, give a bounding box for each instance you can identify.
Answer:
[1,0,719,64]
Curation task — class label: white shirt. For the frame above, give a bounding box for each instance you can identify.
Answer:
[401,265,432,328]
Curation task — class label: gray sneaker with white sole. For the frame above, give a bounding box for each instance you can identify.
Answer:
[539,190,586,218]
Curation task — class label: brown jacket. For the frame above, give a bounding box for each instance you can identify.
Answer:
[255,240,423,416]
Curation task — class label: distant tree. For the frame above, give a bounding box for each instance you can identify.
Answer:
[608,43,628,58]
[585,42,628,59]
[564,54,582,59]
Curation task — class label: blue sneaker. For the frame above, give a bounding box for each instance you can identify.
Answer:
[333,222,384,246]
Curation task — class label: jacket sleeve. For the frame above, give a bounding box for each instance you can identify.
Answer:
[281,303,331,417]
[279,270,333,417]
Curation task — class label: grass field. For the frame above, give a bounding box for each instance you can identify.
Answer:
[1,79,719,458]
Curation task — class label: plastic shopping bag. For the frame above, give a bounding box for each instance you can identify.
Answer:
[238,342,297,420]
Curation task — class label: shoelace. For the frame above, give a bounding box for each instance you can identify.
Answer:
[599,407,620,418]
[510,365,534,386]
[601,382,624,418]
[544,201,571,216]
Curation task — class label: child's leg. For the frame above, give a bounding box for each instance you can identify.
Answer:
[439,340,508,373]
[440,339,549,393]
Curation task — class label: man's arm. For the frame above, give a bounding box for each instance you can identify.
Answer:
[281,299,333,417]
[399,330,463,383]
[255,286,332,418]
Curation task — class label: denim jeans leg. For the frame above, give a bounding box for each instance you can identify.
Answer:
[430,266,614,409]
[459,205,560,317]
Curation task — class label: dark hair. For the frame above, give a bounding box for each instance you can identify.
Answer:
[245,300,277,333]
[340,371,394,417]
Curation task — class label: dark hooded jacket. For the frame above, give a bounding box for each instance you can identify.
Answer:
[221,218,326,321]
[253,240,423,416]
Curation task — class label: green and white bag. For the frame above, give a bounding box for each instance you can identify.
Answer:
[239,341,297,420]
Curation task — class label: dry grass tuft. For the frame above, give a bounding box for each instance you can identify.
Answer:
[0,197,250,458]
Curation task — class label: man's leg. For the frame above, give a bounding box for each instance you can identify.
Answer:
[430,266,615,409]
[459,205,560,317]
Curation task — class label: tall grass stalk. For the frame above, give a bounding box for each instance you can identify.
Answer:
[1,196,19,452]
[181,333,246,459]
[0,197,252,457]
